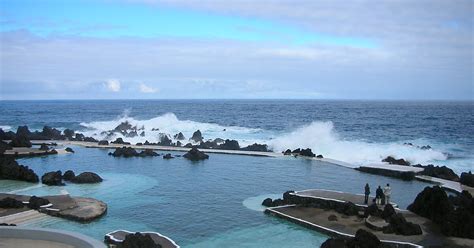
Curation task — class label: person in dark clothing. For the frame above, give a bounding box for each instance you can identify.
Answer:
[375,186,383,205]
[364,183,370,204]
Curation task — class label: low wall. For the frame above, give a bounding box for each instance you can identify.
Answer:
[0,226,106,248]
[356,166,415,181]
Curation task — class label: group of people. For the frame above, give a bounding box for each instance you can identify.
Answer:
[364,183,391,206]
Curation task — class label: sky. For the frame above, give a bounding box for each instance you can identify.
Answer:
[0,0,472,100]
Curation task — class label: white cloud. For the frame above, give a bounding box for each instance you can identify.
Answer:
[139,83,158,93]
[106,79,121,92]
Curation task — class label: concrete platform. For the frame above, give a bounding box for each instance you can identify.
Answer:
[265,189,474,248]
[0,193,107,223]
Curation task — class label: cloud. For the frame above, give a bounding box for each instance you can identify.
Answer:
[106,79,121,92]
[139,83,158,93]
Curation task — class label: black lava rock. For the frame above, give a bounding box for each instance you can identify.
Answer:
[382,156,410,166]
[163,153,174,159]
[62,170,76,181]
[0,157,39,183]
[27,196,50,210]
[71,172,103,184]
[0,197,24,208]
[241,143,269,152]
[183,147,209,161]
[41,170,64,186]
[460,171,474,187]
[65,147,74,153]
[98,140,109,146]
[190,130,203,143]
[121,232,160,248]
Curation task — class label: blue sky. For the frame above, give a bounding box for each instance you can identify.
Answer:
[0,0,472,100]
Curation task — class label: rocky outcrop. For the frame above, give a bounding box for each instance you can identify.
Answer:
[321,229,381,248]
[0,140,12,154]
[70,172,103,184]
[174,132,185,140]
[62,170,76,181]
[408,186,473,239]
[9,130,32,147]
[382,156,410,166]
[0,157,39,183]
[283,149,292,155]
[241,143,269,152]
[121,232,160,248]
[460,171,474,187]
[111,138,131,145]
[283,148,316,157]
[299,148,315,157]
[41,171,64,186]
[158,134,172,146]
[417,164,459,181]
[63,129,75,139]
[27,196,50,210]
[98,140,109,146]
[183,147,209,161]
[190,130,203,143]
[217,139,240,150]
[139,149,159,157]
[0,128,16,140]
[0,197,23,208]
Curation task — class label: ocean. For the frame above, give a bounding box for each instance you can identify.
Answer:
[0,100,472,247]
[1,100,473,173]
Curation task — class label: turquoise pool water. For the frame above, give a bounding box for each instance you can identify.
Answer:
[1,145,433,247]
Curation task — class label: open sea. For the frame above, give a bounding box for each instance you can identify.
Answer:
[0,100,473,247]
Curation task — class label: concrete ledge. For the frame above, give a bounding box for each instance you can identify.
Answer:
[0,226,106,248]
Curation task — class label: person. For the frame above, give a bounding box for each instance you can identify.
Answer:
[364,183,370,204]
[375,186,383,205]
[384,183,392,205]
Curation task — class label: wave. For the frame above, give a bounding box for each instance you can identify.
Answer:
[269,121,448,166]
[0,125,12,131]
[79,112,268,146]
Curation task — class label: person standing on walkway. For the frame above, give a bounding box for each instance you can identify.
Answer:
[364,183,370,204]
[375,186,383,205]
[384,183,392,205]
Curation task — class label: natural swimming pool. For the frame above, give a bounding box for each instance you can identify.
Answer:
[1,145,433,247]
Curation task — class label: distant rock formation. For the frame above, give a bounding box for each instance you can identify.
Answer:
[173,132,185,140]
[382,156,410,166]
[190,130,203,143]
[0,157,39,183]
[183,147,209,161]
[158,134,172,146]
[241,143,269,152]
[111,138,131,145]
[98,140,109,146]
[41,170,64,186]
[217,139,240,150]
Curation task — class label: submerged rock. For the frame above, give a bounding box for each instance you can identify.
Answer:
[183,147,209,161]
[41,170,64,186]
[0,157,39,183]
[163,153,174,159]
[71,172,103,184]
[65,147,74,153]
[382,156,410,166]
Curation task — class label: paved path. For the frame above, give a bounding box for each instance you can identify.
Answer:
[295,189,375,206]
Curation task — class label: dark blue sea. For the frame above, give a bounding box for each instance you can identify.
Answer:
[0,100,472,247]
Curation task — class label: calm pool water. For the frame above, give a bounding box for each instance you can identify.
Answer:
[1,145,432,247]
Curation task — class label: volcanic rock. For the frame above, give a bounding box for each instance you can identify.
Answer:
[163,153,174,159]
[0,157,39,183]
[27,196,50,210]
[183,147,209,161]
[190,130,203,143]
[241,143,269,152]
[65,147,74,153]
[71,172,103,184]
[460,171,474,187]
[173,132,185,140]
[382,156,410,166]
[98,140,109,146]
[62,170,76,181]
[41,171,64,186]
[0,197,23,208]
[217,139,240,150]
